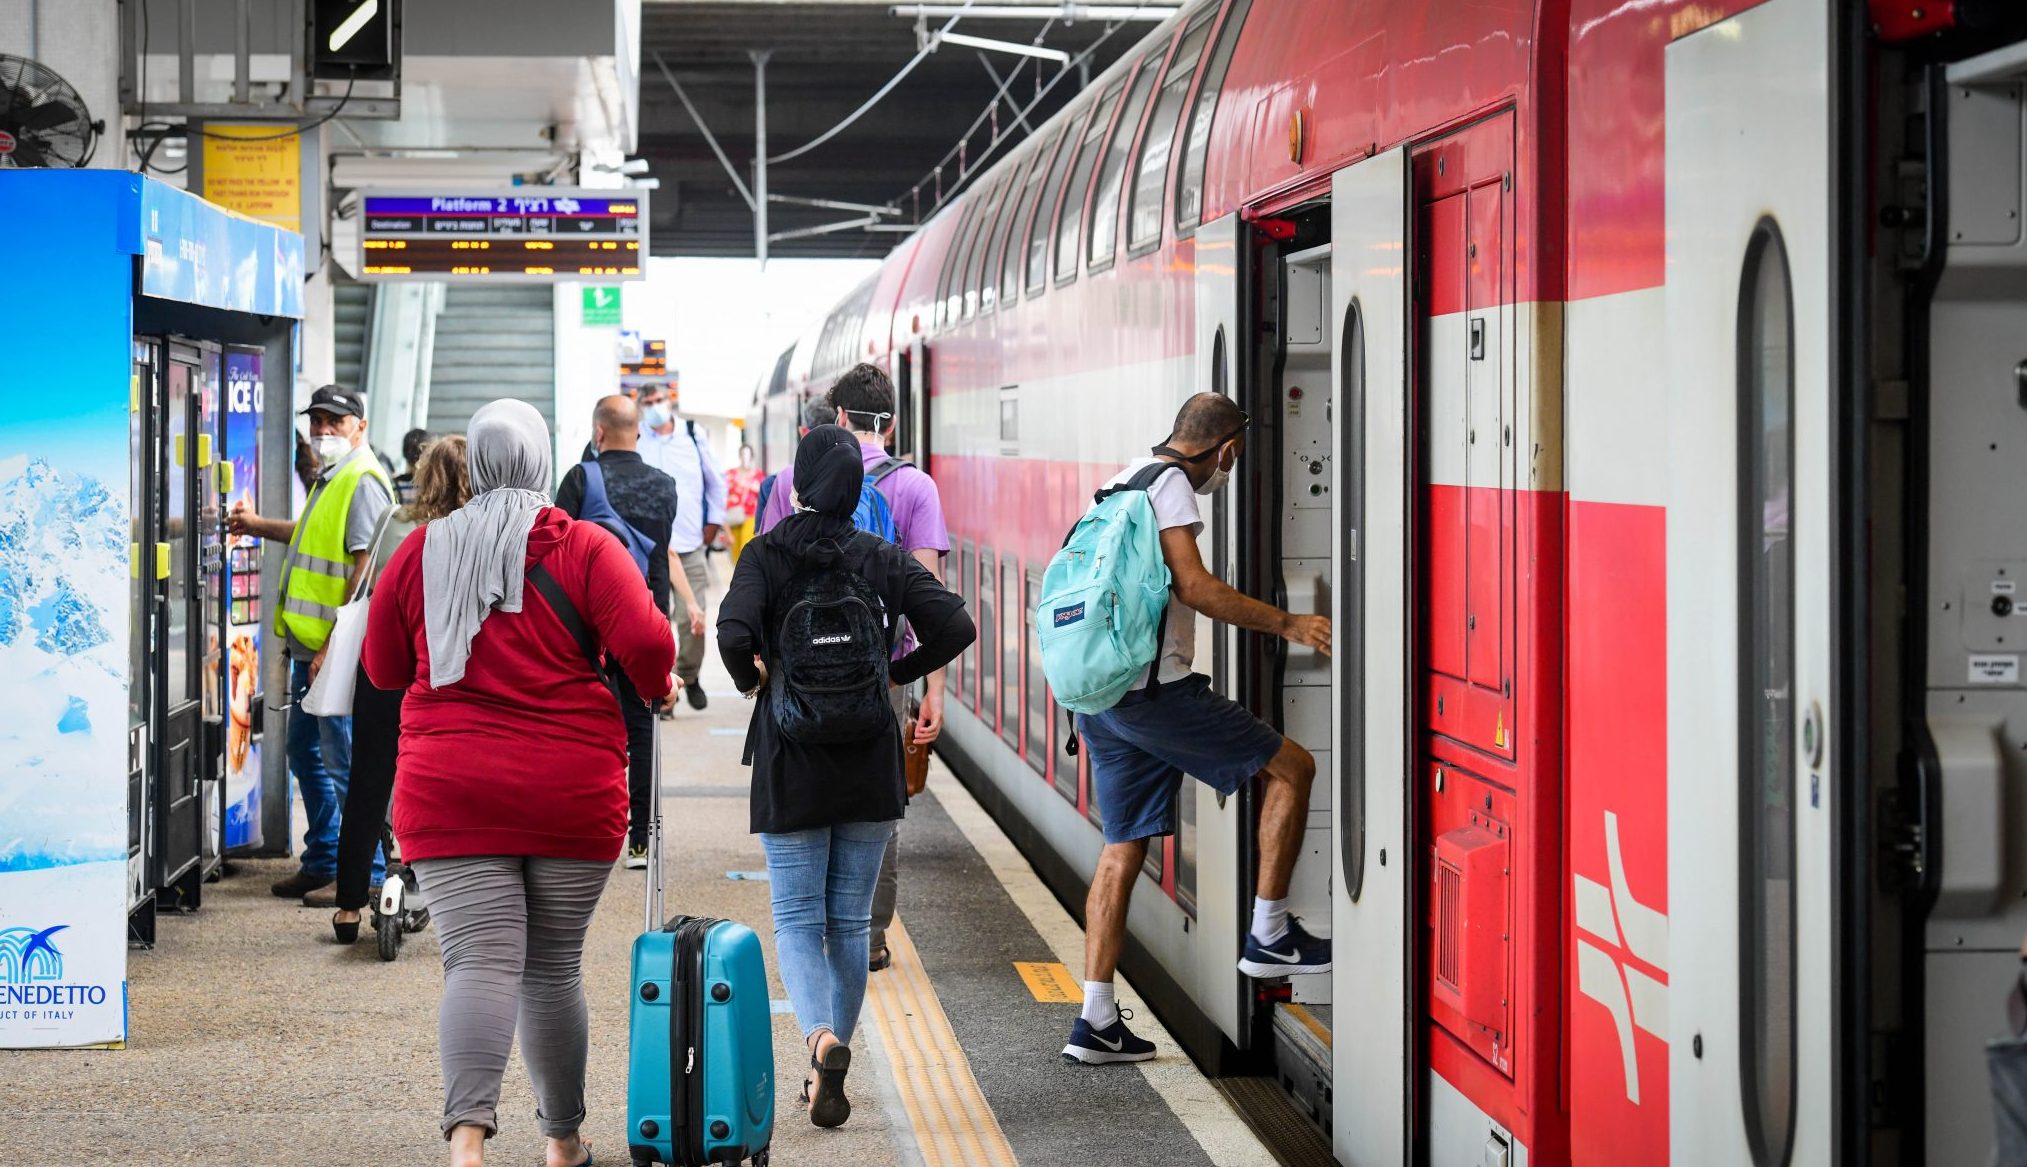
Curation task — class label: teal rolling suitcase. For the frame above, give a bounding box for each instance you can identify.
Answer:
[625,713,774,1166]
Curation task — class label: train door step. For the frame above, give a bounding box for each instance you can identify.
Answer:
[1271,1001,1332,1136]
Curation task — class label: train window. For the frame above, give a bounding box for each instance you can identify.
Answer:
[1128,16,1212,253]
[1086,58,1161,269]
[978,164,1028,314]
[1177,0,1253,233]
[962,179,1007,321]
[1001,558,1022,751]
[1057,79,1123,284]
[937,197,982,328]
[956,542,975,704]
[1002,148,1047,306]
[977,549,998,718]
[1737,219,1797,1167]
[1025,570,1048,775]
[1029,121,1080,294]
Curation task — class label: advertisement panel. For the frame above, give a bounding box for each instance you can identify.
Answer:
[222,351,265,852]
[0,246,134,1048]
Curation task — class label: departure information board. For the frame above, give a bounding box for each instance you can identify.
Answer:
[358,189,648,281]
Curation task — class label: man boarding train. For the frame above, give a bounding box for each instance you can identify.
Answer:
[1054,392,1333,1065]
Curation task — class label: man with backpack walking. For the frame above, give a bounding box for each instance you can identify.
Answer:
[556,394,705,867]
[1042,392,1333,1065]
[640,381,727,711]
[757,364,951,972]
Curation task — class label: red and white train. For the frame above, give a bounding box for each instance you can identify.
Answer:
[749,1,2027,1162]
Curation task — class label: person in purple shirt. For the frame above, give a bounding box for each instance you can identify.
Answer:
[759,364,949,972]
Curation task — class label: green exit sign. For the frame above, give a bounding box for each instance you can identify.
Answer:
[581,286,622,326]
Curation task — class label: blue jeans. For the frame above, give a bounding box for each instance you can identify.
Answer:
[287,657,377,882]
[760,821,897,1045]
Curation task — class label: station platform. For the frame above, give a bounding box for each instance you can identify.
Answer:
[0,641,1276,1167]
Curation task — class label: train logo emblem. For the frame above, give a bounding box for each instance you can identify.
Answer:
[1572,813,1668,1104]
[0,925,68,985]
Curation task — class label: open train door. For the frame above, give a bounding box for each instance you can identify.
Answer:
[1665,0,1848,1162]
[1331,145,1414,1167]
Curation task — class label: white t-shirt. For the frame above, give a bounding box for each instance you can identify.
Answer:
[1102,458,1202,690]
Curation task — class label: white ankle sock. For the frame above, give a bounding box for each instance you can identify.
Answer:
[1081,980,1118,1027]
[1251,896,1290,944]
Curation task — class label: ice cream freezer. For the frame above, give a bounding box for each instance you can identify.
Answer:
[0,171,302,1048]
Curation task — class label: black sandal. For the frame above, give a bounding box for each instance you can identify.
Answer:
[332,910,360,945]
[807,1041,852,1128]
[868,946,892,973]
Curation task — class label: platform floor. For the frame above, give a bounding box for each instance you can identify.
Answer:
[0,636,1272,1166]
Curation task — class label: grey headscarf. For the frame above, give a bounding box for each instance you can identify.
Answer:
[421,399,554,687]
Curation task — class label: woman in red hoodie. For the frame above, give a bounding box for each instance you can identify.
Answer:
[364,399,674,1167]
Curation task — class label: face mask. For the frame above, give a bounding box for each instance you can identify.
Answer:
[641,404,671,430]
[1197,465,1231,496]
[311,435,350,466]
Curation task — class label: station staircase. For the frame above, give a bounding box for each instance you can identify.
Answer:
[424,285,556,435]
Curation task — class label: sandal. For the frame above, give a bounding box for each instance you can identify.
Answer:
[807,1041,852,1128]
[868,945,892,973]
[332,910,360,945]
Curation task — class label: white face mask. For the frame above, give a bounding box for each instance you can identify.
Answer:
[311,434,351,466]
[1195,448,1233,496]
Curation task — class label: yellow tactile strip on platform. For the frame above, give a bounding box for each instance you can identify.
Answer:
[864,917,1020,1167]
[1012,960,1080,1004]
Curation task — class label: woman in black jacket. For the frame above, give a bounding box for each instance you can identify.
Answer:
[717,425,974,1130]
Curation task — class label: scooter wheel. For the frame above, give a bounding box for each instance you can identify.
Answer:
[377,913,402,962]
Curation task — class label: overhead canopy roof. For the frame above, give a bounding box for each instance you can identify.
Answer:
[638,2,1168,257]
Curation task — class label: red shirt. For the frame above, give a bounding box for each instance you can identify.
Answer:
[363,507,675,863]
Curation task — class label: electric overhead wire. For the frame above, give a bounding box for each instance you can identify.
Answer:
[898,0,1159,222]
[765,0,980,166]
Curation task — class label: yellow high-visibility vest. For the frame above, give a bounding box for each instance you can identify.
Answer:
[276,451,389,652]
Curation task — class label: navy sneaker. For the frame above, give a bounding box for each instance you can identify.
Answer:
[1061,1007,1158,1065]
[1237,918,1333,977]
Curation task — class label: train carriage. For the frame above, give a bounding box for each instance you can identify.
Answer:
[747,1,2027,1162]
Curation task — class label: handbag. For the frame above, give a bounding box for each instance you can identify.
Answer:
[902,695,931,798]
[300,508,396,718]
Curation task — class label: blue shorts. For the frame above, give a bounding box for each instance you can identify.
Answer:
[1076,673,1285,844]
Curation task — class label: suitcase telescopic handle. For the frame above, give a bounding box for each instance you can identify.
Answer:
[646,692,664,933]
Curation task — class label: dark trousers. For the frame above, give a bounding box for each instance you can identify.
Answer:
[336,665,400,910]
[614,669,654,847]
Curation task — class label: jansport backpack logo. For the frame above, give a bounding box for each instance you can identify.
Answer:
[1033,463,1178,715]
[771,546,893,744]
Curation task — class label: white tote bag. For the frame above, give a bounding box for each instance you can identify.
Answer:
[300,509,394,718]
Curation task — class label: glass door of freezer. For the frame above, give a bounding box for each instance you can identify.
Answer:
[154,341,205,902]
[128,340,157,927]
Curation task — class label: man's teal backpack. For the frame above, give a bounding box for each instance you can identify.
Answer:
[1034,462,1180,721]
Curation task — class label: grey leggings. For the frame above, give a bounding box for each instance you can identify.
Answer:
[412,855,612,1140]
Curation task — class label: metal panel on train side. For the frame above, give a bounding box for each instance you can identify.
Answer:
[1665,1,1837,1163]
[1331,145,1413,1167]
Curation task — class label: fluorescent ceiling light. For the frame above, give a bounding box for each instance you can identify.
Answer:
[895,4,1180,20]
[936,30,1072,63]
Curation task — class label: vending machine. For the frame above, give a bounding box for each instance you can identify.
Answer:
[0,172,302,1044]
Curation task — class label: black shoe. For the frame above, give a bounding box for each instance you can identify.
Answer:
[1061,1008,1158,1065]
[271,870,332,899]
[686,684,708,711]
[1237,917,1333,977]
[808,1042,852,1128]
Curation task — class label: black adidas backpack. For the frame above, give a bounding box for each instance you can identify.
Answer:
[771,536,893,744]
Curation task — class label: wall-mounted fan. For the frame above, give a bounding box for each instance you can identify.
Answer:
[0,54,103,168]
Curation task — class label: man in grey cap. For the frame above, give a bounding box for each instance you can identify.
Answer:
[227,384,393,900]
